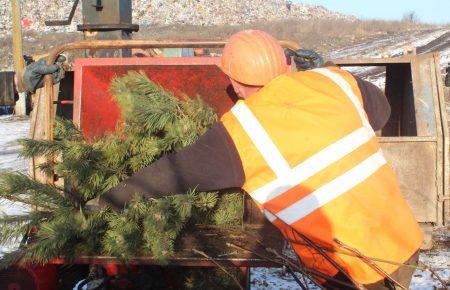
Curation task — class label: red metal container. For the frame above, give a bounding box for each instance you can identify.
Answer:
[73,57,238,139]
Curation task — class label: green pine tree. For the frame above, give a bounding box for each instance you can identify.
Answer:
[0,71,244,268]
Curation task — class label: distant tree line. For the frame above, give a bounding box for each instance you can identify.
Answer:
[402,11,420,23]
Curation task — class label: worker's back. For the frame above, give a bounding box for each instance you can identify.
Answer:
[221,66,423,284]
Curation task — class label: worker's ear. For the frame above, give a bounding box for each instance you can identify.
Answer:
[230,78,261,99]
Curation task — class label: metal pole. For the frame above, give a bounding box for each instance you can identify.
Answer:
[11,0,27,116]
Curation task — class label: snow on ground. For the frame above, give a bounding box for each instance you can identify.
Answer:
[329,28,450,91]
[0,115,31,253]
[0,115,30,173]
[411,30,449,49]
[328,29,449,60]
[250,267,317,289]
[411,250,450,290]
[250,248,450,289]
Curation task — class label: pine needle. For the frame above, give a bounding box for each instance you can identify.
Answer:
[0,70,244,268]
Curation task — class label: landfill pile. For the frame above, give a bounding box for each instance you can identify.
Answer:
[0,0,353,36]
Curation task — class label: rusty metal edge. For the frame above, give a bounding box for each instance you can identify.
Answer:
[378,136,436,143]
[38,39,300,183]
[432,53,449,226]
[44,40,300,67]
[49,256,279,268]
[333,58,412,66]
[409,55,441,226]
[430,53,444,227]
[42,39,300,139]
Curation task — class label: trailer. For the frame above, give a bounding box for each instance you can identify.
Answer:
[1,39,448,289]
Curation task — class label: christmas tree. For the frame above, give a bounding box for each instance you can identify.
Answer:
[0,71,244,267]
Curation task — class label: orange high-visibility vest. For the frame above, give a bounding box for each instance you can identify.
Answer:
[221,66,424,284]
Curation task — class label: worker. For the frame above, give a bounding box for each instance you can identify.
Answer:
[21,30,423,289]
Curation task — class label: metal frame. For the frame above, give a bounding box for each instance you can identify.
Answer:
[50,256,276,267]
[42,39,300,142]
[45,0,80,26]
[336,55,449,228]
[31,44,448,272]
[31,39,298,274]
[72,56,226,130]
[433,53,449,226]
[38,47,448,225]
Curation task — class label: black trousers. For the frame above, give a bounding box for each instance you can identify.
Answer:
[323,251,419,290]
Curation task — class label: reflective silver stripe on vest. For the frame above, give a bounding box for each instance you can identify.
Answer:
[263,209,277,222]
[231,68,386,225]
[313,68,374,132]
[277,149,386,224]
[231,101,291,177]
[249,127,375,205]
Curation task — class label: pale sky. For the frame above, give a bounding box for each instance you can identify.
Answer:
[295,0,450,24]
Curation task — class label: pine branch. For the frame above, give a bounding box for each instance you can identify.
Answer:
[54,117,83,141]
[37,160,57,177]
[0,70,246,269]
[195,192,218,210]
[212,193,245,227]
[0,194,52,210]
[0,210,51,246]
[24,210,85,264]
[0,172,70,208]
[0,249,26,270]
[172,190,198,220]
[0,221,31,245]
[19,138,62,158]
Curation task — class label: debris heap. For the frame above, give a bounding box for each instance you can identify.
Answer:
[0,0,354,35]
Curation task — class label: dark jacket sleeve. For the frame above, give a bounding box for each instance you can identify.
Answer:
[324,62,391,131]
[353,75,391,131]
[99,122,245,210]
